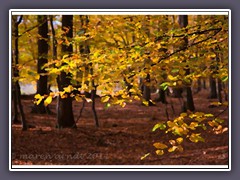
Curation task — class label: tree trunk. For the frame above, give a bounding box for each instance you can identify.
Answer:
[178,15,195,112]
[143,73,153,105]
[209,76,217,99]
[32,15,50,114]
[56,15,76,128]
[197,78,201,92]
[217,79,222,103]
[12,15,27,130]
[156,89,167,104]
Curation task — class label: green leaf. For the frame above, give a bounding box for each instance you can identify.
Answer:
[152,124,160,132]
[221,76,228,82]
[160,82,169,91]
[189,133,205,143]
[214,118,225,124]
[152,123,167,132]
[171,68,179,73]
[105,103,111,109]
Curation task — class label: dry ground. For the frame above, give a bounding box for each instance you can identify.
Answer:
[11,89,229,165]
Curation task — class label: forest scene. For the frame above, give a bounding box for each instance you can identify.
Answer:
[11,12,229,166]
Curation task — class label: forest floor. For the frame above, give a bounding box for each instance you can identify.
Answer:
[11,89,229,166]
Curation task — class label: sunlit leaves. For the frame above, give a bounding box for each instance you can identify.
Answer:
[140,153,150,160]
[63,85,74,93]
[160,82,169,91]
[155,150,164,155]
[34,94,44,105]
[189,133,205,143]
[44,96,52,106]
[148,110,228,158]
[176,137,183,144]
[101,96,110,103]
[75,95,83,102]
[153,142,168,149]
[152,122,166,132]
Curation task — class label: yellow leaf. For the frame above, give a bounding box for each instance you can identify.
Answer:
[59,91,65,98]
[85,98,92,103]
[34,94,42,99]
[36,98,42,105]
[180,113,187,117]
[142,100,149,106]
[210,102,222,106]
[195,112,205,117]
[189,122,198,130]
[75,96,83,102]
[222,102,228,106]
[153,142,168,149]
[101,96,110,103]
[176,137,183,144]
[169,140,176,146]
[168,146,178,152]
[44,96,52,106]
[141,153,150,160]
[214,125,223,131]
[177,145,184,152]
[167,121,175,128]
[222,127,228,133]
[168,75,177,81]
[63,85,74,93]
[155,150,164,156]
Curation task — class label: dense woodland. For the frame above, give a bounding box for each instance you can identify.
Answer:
[11,14,229,165]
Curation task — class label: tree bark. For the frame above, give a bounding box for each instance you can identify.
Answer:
[178,15,195,112]
[12,15,27,130]
[209,76,217,99]
[32,15,50,114]
[56,15,76,128]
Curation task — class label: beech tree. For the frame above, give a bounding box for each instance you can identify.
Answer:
[32,15,50,114]
[56,15,76,128]
[12,15,27,130]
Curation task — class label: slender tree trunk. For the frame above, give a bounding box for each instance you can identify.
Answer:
[12,15,27,130]
[12,52,20,124]
[32,15,50,114]
[203,79,207,89]
[178,15,195,112]
[79,15,99,127]
[156,89,167,104]
[217,79,222,103]
[57,15,76,128]
[143,73,153,105]
[197,78,201,92]
[209,76,217,98]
